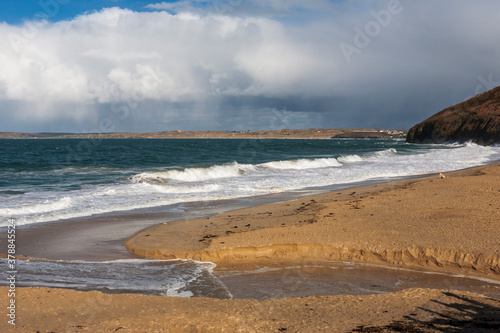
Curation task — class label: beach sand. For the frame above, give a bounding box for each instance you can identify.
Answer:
[2,287,499,332]
[2,164,500,332]
[126,164,500,279]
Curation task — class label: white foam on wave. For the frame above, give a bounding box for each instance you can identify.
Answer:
[261,157,342,170]
[147,183,222,194]
[133,157,347,184]
[0,181,222,226]
[0,196,73,217]
[0,189,226,227]
[443,142,467,148]
[131,162,254,183]
[358,142,496,181]
[337,155,364,164]
[3,142,500,227]
[373,148,398,157]
[0,258,231,298]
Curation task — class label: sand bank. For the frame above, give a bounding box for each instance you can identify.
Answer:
[126,164,500,279]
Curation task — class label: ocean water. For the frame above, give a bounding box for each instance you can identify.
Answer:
[0,258,233,299]
[1,138,500,298]
[1,257,499,300]
[1,138,500,227]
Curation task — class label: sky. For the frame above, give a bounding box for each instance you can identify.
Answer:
[0,0,499,133]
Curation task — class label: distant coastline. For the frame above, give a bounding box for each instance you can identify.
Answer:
[0,128,407,140]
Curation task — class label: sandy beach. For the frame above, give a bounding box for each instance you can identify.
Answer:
[2,0,500,331]
[2,163,500,332]
[126,164,500,279]
[2,287,499,332]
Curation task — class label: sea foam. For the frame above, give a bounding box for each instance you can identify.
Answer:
[0,196,73,217]
[2,141,499,227]
[131,162,253,183]
[0,258,232,299]
[261,157,343,170]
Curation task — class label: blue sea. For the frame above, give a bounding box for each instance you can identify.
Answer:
[1,138,500,298]
[2,138,500,227]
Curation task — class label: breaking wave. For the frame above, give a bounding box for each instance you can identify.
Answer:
[261,157,343,170]
[373,148,398,157]
[2,140,499,227]
[0,197,73,217]
[132,157,356,184]
[337,155,364,164]
[131,162,253,183]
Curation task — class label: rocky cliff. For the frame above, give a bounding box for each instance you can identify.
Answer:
[406,86,500,145]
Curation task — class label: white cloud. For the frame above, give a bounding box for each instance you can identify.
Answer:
[0,7,330,104]
[144,1,188,10]
[145,0,336,17]
[0,1,500,132]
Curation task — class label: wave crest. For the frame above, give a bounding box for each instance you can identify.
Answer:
[261,158,342,170]
[0,197,73,216]
[373,148,398,157]
[131,162,252,183]
[337,155,364,164]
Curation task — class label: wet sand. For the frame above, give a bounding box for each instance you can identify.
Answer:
[1,195,300,261]
[215,261,500,300]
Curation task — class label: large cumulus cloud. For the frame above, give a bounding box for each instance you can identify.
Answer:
[0,0,499,132]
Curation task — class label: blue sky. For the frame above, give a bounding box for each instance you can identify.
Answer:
[0,0,151,24]
[0,0,499,132]
[0,0,311,24]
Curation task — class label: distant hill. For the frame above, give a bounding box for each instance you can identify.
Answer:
[0,132,73,139]
[406,86,500,145]
[0,128,408,140]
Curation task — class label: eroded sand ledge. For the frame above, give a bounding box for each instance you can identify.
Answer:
[129,243,500,277]
[126,164,500,279]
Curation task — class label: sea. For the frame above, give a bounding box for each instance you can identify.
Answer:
[1,138,500,298]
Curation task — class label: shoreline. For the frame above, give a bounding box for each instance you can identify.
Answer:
[1,163,499,331]
[0,192,333,261]
[126,163,500,281]
[0,170,442,261]
[3,162,499,276]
